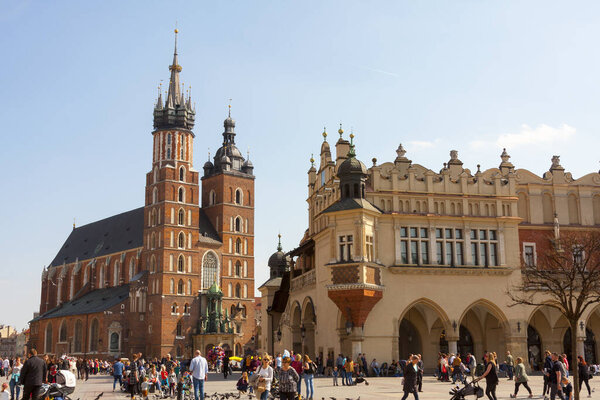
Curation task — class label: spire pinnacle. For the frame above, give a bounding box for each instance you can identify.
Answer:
[348,132,356,158]
[277,234,282,252]
[166,29,183,108]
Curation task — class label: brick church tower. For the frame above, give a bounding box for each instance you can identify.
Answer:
[201,107,256,350]
[143,30,202,357]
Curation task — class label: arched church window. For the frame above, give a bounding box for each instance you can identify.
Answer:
[179,167,185,182]
[171,303,178,313]
[235,284,241,298]
[178,232,185,249]
[177,279,184,295]
[59,320,67,342]
[202,252,218,289]
[89,319,99,352]
[235,217,242,232]
[235,239,242,254]
[177,255,184,273]
[235,189,242,205]
[235,261,241,277]
[178,188,184,203]
[176,320,183,336]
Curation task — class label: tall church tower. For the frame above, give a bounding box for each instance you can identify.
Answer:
[202,108,256,349]
[142,30,201,357]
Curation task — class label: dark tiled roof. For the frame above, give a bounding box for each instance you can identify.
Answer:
[32,285,130,322]
[258,277,282,290]
[198,209,222,244]
[322,198,382,214]
[49,208,144,267]
[270,273,290,313]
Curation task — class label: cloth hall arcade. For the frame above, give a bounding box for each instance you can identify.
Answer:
[259,127,600,372]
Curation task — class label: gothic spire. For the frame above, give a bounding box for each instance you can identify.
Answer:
[153,29,195,132]
[166,29,183,109]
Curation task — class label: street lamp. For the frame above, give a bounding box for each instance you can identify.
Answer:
[300,325,306,339]
[276,328,282,342]
[580,321,585,332]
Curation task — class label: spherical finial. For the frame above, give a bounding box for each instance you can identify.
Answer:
[338,123,344,135]
[278,233,281,239]
[322,127,327,140]
[174,29,179,34]
[349,133,355,140]
[310,155,315,163]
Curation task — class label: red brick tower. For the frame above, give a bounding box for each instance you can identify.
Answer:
[201,106,256,351]
[142,30,201,357]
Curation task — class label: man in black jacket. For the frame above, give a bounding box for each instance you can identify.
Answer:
[19,348,47,400]
[401,355,419,400]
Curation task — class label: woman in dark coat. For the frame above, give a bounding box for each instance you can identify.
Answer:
[401,355,419,400]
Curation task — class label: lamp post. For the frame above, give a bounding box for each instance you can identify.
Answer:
[277,328,282,342]
[300,325,306,354]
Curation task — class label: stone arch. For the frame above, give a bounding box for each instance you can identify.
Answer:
[459,299,510,360]
[290,301,302,354]
[396,298,451,371]
[568,192,580,225]
[302,297,316,356]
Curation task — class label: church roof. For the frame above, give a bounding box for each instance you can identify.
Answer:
[198,209,222,244]
[31,284,130,322]
[49,207,145,267]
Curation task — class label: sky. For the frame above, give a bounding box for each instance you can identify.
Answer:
[2,1,600,330]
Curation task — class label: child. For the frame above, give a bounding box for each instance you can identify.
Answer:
[140,377,150,400]
[176,376,184,400]
[169,370,177,397]
[237,371,249,393]
[562,377,573,400]
[333,366,339,386]
[0,383,9,400]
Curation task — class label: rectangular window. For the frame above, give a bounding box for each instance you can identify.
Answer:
[490,243,497,266]
[489,230,497,240]
[470,229,476,240]
[339,236,346,261]
[420,228,428,238]
[401,241,408,264]
[445,229,453,239]
[480,243,488,266]
[471,243,478,266]
[421,241,429,264]
[456,242,463,265]
[347,235,353,261]
[436,242,444,265]
[523,245,535,267]
[411,241,418,264]
[401,227,408,238]
[479,230,487,240]
[410,227,418,238]
[436,228,443,239]
[446,242,454,266]
[321,170,326,186]
[366,236,374,262]
[455,229,463,239]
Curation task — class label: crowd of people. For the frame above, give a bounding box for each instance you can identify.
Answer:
[1,346,598,400]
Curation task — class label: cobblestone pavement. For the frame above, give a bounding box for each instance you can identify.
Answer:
[44,373,600,400]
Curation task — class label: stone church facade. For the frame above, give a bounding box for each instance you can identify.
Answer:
[29,32,256,360]
[259,127,600,372]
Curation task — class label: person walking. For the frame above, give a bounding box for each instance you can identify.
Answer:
[222,354,230,379]
[128,354,141,399]
[344,357,354,386]
[401,355,419,400]
[18,349,47,400]
[189,350,208,400]
[303,355,316,400]
[506,351,515,380]
[416,354,424,392]
[549,353,565,400]
[278,357,299,400]
[290,354,303,396]
[577,356,592,398]
[475,352,499,400]
[542,350,553,399]
[8,357,21,400]
[113,358,124,392]
[510,357,533,398]
[255,354,273,400]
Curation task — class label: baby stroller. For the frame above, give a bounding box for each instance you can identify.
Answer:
[41,369,77,400]
[449,379,483,400]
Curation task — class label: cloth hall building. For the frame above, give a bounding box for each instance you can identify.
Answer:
[29,33,256,359]
[259,128,600,372]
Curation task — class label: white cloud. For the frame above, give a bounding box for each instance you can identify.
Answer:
[470,123,576,149]
[408,139,441,149]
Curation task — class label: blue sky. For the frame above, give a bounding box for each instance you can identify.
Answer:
[2,1,600,330]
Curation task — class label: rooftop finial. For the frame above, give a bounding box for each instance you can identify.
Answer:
[277,234,282,252]
[73,217,76,230]
[228,98,232,117]
[322,126,327,141]
[310,153,315,167]
[338,123,344,137]
[166,28,183,108]
[347,132,356,158]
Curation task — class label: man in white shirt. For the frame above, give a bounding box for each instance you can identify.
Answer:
[189,350,208,400]
[2,359,9,378]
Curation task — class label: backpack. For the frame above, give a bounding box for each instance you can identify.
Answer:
[307,362,316,374]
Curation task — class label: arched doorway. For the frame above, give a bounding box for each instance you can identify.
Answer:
[460,300,508,359]
[205,344,214,357]
[399,319,422,360]
[527,324,542,371]
[302,299,316,357]
[458,325,474,356]
[398,299,449,370]
[439,330,449,354]
[291,303,302,354]
[564,328,597,366]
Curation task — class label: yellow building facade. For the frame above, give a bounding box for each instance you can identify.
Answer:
[259,129,600,372]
